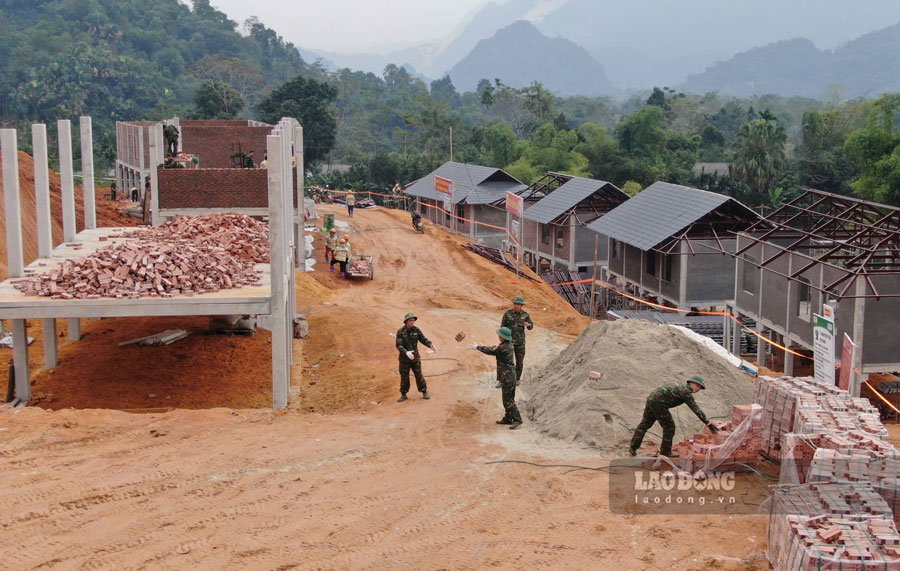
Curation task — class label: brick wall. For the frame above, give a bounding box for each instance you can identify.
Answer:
[158,168,298,209]
[181,123,273,169]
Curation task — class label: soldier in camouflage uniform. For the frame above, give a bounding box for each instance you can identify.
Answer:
[474,327,523,429]
[500,295,533,387]
[629,375,718,457]
[395,313,436,402]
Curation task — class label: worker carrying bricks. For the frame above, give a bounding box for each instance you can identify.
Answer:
[346,190,356,218]
[500,295,533,387]
[629,375,718,458]
[473,327,523,429]
[395,313,436,402]
[325,228,339,272]
[333,238,350,279]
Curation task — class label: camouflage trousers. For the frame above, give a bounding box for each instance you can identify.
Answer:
[399,359,427,394]
[514,344,526,382]
[500,382,522,424]
[630,401,676,455]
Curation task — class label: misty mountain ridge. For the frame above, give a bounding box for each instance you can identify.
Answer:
[299,0,900,96]
[680,23,900,98]
[447,20,613,96]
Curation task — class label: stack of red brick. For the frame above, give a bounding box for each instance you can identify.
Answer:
[649,403,764,472]
[12,213,268,300]
[768,483,900,570]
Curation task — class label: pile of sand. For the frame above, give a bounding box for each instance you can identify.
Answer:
[520,319,755,453]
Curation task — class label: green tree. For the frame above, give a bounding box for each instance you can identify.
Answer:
[733,117,788,203]
[430,75,461,108]
[194,80,244,119]
[257,75,338,164]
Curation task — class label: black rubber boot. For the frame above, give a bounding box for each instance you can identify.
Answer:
[397,394,408,402]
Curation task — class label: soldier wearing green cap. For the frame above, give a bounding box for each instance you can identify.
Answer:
[472,327,523,429]
[395,312,436,402]
[629,375,717,457]
[500,295,533,387]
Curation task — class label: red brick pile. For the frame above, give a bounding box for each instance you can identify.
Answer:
[648,404,764,472]
[118,213,269,263]
[348,257,369,274]
[12,214,268,299]
[768,483,900,570]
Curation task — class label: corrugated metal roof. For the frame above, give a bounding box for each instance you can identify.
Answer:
[523,176,627,224]
[587,181,737,250]
[403,162,524,204]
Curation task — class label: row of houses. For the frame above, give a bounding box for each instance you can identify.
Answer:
[403,161,900,394]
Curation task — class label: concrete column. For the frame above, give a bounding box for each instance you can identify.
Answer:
[756,324,766,367]
[12,319,30,402]
[784,346,795,376]
[1,129,25,278]
[137,128,145,200]
[173,116,182,153]
[731,310,742,356]
[42,318,58,369]
[850,278,866,397]
[723,310,732,352]
[268,132,289,409]
[58,120,77,242]
[68,317,81,342]
[32,124,53,258]
[80,117,97,229]
[149,124,162,225]
[294,122,304,270]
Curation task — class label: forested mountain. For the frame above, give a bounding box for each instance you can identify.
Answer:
[681,24,900,98]
[0,0,321,165]
[448,21,613,96]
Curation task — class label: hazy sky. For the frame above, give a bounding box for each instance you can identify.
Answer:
[208,0,491,53]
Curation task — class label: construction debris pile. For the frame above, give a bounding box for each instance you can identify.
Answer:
[541,270,592,316]
[462,243,538,281]
[521,319,754,451]
[12,213,268,299]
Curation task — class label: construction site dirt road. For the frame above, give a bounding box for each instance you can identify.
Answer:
[0,205,807,569]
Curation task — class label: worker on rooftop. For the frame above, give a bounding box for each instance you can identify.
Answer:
[395,313,436,402]
[473,327,522,429]
[500,295,533,387]
[629,375,718,458]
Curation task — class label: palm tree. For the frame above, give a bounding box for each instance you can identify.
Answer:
[733,118,787,202]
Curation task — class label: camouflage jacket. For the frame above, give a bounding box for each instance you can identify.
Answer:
[325,234,339,250]
[501,309,533,347]
[647,383,709,424]
[396,326,432,361]
[477,341,516,384]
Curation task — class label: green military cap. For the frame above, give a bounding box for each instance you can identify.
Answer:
[497,327,513,341]
[403,313,417,322]
[688,375,706,389]
[512,295,525,305]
